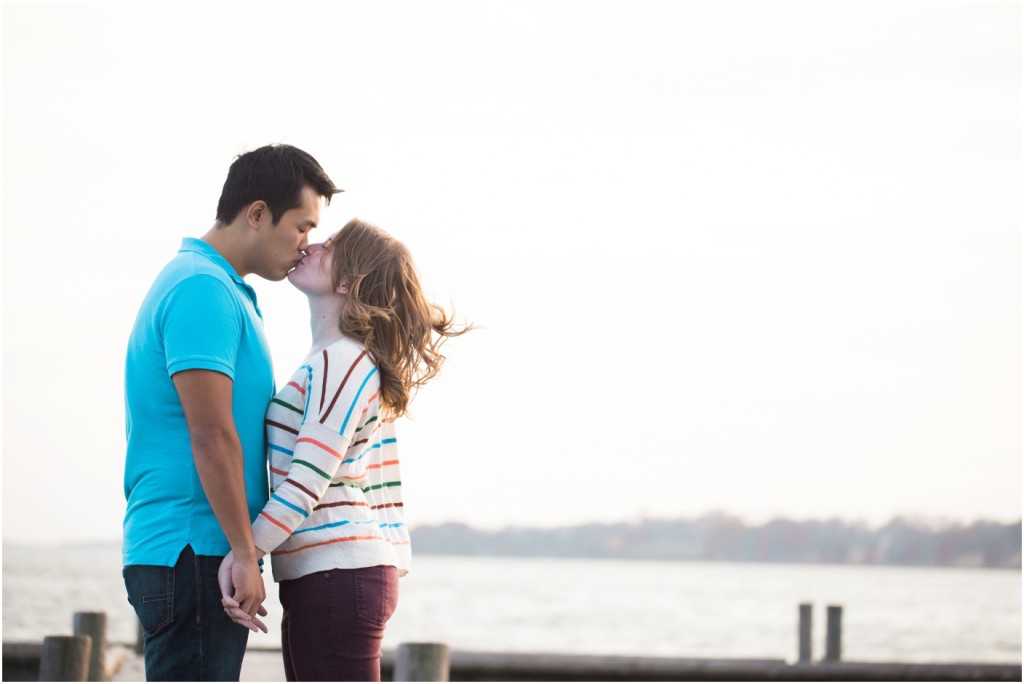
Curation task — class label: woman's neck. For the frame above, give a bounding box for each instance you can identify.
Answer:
[306,294,347,357]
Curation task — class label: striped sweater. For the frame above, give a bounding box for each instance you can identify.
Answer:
[251,336,410,582]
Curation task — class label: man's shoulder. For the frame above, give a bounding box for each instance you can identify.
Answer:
[159,249,234,289]
[143,252,239,312]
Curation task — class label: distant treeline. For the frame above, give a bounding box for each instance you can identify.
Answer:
[410,514,1022,569]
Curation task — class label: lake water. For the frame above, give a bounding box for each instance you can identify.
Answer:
[2,545,1020,663]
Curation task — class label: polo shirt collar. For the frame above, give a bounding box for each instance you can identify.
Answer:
[179,237,262,316]
[179,237,247,286]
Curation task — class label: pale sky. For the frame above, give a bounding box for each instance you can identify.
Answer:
[2,0,1021,545]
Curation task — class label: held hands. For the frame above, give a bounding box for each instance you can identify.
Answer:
[217,549,269,633]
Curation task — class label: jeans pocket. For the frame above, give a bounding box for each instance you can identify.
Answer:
[123,564,175,636]
[354,565,399,627]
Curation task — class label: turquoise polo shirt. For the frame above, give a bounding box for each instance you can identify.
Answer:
[123,237,274,566]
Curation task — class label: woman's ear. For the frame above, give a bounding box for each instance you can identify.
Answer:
[336,281,349,295]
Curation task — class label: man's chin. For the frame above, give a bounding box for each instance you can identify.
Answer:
[263,266,293,282]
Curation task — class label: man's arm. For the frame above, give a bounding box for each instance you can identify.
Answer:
[173,368,265,618]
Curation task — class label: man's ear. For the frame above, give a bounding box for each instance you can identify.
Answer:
[245,201,270,230]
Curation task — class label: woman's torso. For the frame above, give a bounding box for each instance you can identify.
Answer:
[263,337,410,581]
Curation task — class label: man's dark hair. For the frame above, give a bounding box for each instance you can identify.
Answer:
[215,144,341,225]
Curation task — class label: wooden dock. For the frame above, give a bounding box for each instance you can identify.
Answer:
[412,649,1022,681]
[112,646,1024,681]
[5,605,1020,681]
[7,641,1020,682]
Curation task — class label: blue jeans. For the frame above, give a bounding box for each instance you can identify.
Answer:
[123,545,250,681]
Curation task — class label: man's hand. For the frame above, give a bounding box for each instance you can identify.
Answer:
[218,550,269,633]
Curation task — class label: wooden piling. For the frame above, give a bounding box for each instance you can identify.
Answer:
[395,642,450,681]
[39,635,91,681]
[825,605,843,662]
[72,611,108,681]
[798,603,812,663]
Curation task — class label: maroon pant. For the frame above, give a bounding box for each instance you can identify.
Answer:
[279,565,399,682]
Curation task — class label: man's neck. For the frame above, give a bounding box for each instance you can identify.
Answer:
[202,223,251,278]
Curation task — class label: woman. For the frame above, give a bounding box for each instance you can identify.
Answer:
[220,218,467,681]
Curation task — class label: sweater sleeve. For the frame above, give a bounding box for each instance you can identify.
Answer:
[252,346,379,553]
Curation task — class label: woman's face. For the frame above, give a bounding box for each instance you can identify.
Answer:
[287,233,344,296]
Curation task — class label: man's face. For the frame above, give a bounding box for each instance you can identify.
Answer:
[254,186,322,281]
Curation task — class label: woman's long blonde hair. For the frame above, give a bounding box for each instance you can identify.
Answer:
[327,218,469,419]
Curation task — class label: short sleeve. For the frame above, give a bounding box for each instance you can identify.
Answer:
[160,275,243,379]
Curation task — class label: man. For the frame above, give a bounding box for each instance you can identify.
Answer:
[123,144,340,681]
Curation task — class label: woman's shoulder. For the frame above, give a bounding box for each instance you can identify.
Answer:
[310,337,378,381]
[321,335,369,363]
[306,337,380,420]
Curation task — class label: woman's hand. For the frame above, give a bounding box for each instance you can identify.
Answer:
[218,550,269,633]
